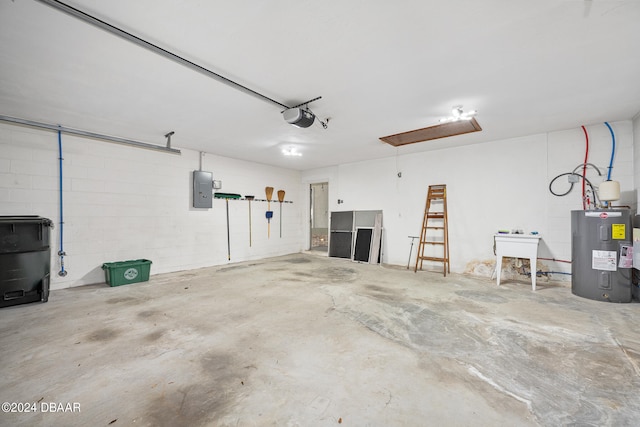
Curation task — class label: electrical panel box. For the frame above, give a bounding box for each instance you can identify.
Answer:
[193,171,213,208]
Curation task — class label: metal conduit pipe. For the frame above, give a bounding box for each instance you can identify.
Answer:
[35,0,291,111]
[0,115,181,154]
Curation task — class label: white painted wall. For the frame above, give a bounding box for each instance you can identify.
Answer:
[302,120,635,280]
[0,122,303,289]
[2,120,634,289]
[634,113,640,212]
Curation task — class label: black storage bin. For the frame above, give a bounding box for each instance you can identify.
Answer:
[0,216,53,308]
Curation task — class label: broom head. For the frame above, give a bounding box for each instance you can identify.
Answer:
[265,186,274,201]
[277,190,285,203]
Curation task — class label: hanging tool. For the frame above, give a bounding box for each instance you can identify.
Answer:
[245,195,254,246]
[407,236,419,269]
[265,187,274,238]
[214,193,241,260]
[277,190,285,238]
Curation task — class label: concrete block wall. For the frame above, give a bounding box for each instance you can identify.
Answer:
[0,122,303,289]
[2,119,634,289]
[302,120,634,280]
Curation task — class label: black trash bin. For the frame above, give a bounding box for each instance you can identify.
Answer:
[0,216,53,308]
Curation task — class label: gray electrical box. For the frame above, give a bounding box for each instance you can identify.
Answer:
[193,171,213,208]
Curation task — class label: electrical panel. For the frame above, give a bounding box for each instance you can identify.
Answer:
[193,171,213,208]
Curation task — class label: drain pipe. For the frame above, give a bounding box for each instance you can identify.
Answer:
[57,129,67,277]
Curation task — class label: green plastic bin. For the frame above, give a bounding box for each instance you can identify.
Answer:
[101,259,152,287]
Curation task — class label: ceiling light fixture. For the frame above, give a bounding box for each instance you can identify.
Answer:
[440,105,477,123]
[282,147,302,157]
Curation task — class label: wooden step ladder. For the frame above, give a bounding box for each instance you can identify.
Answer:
[414,184,450,276]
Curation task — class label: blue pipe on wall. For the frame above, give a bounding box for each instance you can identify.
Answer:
[604,121,615,181]
[58,129,67,277]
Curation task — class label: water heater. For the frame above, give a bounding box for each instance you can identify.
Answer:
[571,209,633,302]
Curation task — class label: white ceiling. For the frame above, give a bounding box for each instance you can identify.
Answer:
[1,0,639,170]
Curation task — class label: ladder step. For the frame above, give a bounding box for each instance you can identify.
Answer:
[418,256,449,262]
[426,226,444,229]
[427,213,444,218]
[425,241,444,245]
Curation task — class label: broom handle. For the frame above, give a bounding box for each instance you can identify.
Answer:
[248,200,252,247]
[277,190,285,239]
[280,202,282,238]
[226,199,231,260]
[265,186,273,239]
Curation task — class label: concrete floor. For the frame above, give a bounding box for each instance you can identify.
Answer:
[1,253,639,426]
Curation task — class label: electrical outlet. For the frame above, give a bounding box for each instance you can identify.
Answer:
[568,174,580,183]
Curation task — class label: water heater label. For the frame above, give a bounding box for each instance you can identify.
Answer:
[612,224,626,239]
[592,250,617,271]
[619,244,633,268]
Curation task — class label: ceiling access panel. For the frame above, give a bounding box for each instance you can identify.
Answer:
[380,118,482,147]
